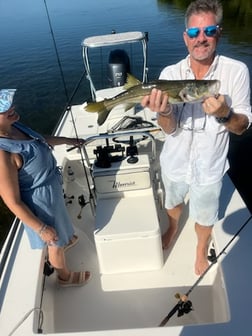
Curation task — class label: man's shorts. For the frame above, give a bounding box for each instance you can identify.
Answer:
[161,173,222,226]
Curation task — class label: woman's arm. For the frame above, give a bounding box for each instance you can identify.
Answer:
[0,150,57,244]
[44,136,85,148]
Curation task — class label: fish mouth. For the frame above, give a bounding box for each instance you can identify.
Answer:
[204,80,221,99]
[179,80,221,102]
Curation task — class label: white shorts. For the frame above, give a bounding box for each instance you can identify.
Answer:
[161,173,222,226]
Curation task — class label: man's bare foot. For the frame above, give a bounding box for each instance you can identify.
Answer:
[195,247,209,275]
[162,225,178,249]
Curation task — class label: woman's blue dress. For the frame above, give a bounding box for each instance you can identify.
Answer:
[0,122,74,249]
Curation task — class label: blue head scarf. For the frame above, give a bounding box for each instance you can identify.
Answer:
[0,89,16,113]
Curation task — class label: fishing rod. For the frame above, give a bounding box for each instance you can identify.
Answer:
[43,0,96,211]
[159,213,252,327]
[43,0,86,120]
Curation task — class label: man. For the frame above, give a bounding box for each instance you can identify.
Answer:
[141,0,251,275]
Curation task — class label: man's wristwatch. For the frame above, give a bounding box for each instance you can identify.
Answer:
[215,109,233,124]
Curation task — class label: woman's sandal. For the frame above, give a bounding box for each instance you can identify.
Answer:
[58,271,91,287]
[64,235,79,252]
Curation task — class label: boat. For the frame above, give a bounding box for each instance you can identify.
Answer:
[1,31,252,336]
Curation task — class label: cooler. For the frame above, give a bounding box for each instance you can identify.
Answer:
[94,190,163,274]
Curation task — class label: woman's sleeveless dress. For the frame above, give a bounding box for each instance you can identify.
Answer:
[0,122,74,249]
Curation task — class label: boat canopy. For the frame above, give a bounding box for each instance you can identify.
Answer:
[82,31,147,48]
[81,31,148,100]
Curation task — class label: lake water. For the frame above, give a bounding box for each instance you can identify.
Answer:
[0,0,252,243]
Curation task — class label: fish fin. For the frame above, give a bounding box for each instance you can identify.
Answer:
[124,102,136,111]
[124,73,142,90]
[97,103,135,126]
[84,101,111,125]
[97,110,111,126]
[84,101,107,113]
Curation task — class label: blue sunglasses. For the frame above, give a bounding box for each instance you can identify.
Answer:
[186,25,219,38]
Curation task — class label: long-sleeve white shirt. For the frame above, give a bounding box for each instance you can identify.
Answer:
[159,55,252,185]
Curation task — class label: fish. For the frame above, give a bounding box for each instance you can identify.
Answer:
[84,74,220,126]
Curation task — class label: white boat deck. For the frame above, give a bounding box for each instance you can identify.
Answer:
[1,103,252,336]
[40,162,227,333]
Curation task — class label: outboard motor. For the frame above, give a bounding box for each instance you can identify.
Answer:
[107,49,130,87]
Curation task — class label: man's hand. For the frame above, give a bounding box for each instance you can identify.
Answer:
[202,94,229,118]
[141,88,171,114]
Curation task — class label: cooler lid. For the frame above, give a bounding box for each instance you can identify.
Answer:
[94,191,160,240]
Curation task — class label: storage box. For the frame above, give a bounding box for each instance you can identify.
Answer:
[94,190,163,274]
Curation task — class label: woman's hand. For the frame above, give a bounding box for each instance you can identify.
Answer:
[64,137,85,147]
[38,224,59,245]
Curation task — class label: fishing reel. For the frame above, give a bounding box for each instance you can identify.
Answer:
[177,299,193,317]
[208,247,217,263]
[43,259,54,276]
[159,293,193,327]
[77,194,89,219]
[174,293,193,317]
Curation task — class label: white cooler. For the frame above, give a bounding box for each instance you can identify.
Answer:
[94,190,163,274]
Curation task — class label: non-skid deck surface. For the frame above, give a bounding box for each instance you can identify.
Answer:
[42,190,227,333]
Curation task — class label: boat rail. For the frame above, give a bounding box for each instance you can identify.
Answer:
[83,130,156,168]
[0,218,21,280]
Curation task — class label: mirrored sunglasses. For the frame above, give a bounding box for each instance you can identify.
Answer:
[186,25,219,38]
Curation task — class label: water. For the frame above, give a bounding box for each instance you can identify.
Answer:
[0,0,252,243]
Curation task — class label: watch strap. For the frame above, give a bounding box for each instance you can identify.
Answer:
[215,109,232,124]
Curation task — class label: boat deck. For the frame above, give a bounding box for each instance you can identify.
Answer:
[40,157,230,334]
[1,104,252,336]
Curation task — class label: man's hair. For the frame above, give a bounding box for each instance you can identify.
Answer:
[185,0,223,28]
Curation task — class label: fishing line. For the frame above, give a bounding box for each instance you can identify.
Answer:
[8,307,44,335]
[43,0,69,101]
[43,0,86,114]
[159,213,252,326]
[43,0,95,208]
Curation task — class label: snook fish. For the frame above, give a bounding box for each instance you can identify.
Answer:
[84,74,220,126]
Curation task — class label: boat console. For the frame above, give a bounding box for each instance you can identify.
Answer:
[87,132,164,274]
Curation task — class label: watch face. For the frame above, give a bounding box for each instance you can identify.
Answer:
[215,110,232,123]
[215,117,229,123]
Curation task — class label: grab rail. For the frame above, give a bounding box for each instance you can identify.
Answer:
[83,130,156,168]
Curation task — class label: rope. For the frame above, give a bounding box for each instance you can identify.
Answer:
[8,307,44,335]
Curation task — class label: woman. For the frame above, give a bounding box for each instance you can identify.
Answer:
[0,89,91,287]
